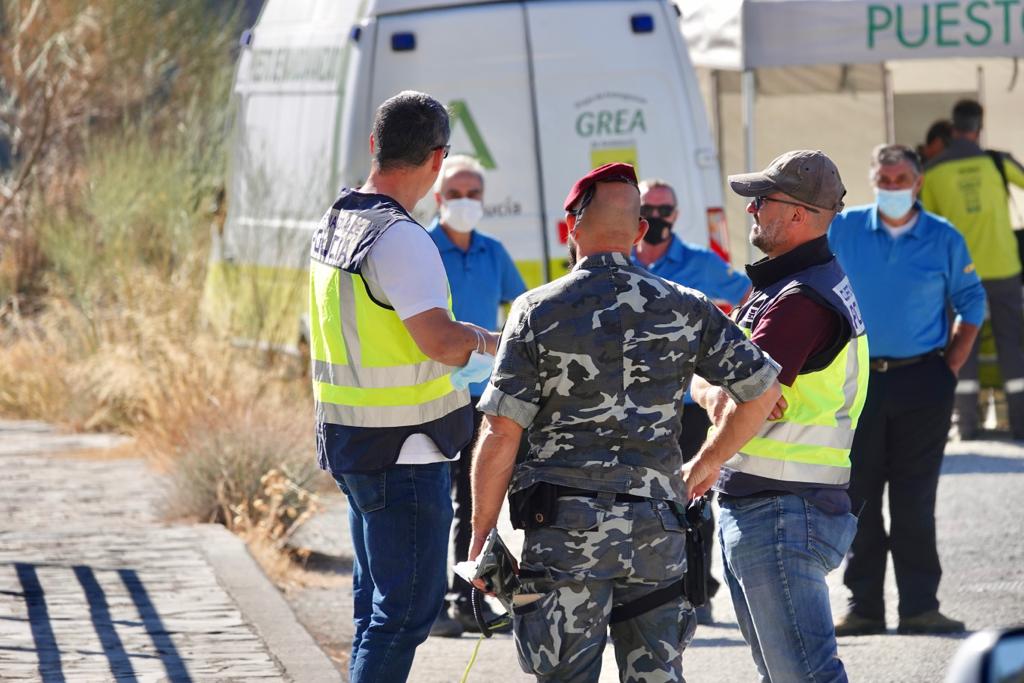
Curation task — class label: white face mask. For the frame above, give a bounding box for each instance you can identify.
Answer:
[441,198,484,233]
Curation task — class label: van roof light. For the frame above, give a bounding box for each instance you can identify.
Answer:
[631,14,654,34]
[391,32,416,52]
[350,26,362,43]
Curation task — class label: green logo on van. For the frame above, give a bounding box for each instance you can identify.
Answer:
[575,109,647,138]
[448,100,496,170]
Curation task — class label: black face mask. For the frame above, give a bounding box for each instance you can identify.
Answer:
[642,217,672,245]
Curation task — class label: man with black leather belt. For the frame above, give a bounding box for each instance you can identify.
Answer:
[467,163,783,681]
[830,144,985,636]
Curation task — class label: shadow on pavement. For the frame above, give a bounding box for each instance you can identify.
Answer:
[14,563,64,682]
[10,562,194,683]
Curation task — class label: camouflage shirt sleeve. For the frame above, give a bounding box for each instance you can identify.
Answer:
[695,297,780,403]
[477,295,541,428]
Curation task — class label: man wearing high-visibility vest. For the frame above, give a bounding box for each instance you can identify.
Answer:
[921,99,1024,440]
[308,90,499,683]
[686,150,868,682]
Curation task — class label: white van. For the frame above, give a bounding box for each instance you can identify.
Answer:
[205,0,728,349]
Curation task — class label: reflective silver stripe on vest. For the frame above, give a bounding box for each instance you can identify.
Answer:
[834,336,862,431]
[312,358,450,389]
[329,269,453,388]
[753,338,862,450]
[754,421,855,450]
[337,272,363,366]
[316,389,470,429]
[722,452,851,486]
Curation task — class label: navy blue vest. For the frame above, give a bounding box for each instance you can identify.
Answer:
[717,237,863,512]
[312,189,473,475]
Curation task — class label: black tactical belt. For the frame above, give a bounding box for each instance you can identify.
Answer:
[869,349,943,373]
[609,578,686,623]
[554,486,649,503]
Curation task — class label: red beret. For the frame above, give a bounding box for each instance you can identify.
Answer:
[563,162,639,211]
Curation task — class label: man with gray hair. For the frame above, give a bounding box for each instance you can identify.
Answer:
[308,90,499,682]
[426,154,526,637]
[829,144,983,636]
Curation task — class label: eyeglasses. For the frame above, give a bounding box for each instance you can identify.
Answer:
[641,204,676,218]
[434,144,451,159]
[752,195,820,214]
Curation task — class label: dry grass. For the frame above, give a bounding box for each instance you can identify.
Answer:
[0,2,325,559]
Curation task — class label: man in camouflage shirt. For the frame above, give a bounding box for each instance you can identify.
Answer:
[469,163,783,682]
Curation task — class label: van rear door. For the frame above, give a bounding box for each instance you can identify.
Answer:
[525,0,720,260]
[368,4,549,286]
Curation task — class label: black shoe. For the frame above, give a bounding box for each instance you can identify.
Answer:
[696,603,714,626]
[453,600,512,634]
[834,612,886,637]
[429,607,464,638]
[897,610,966,635]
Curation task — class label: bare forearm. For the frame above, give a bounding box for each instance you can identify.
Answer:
[403,308,499,366]
[469,416,521,555]
[697,383,780,467]
[435,320,484,366]
[690,377,714,411]
[945,322,979,374]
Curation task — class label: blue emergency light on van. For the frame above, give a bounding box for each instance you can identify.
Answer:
[391,32,416,51]
[631,14,654,33]
[351,26,362,43]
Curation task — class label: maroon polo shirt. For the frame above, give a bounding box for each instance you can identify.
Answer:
[749,291,842,386]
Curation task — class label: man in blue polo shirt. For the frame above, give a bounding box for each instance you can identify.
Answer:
[427,154,526,637]
[632,177,751,624]
[633,178,751,456]
[829,144,984,637]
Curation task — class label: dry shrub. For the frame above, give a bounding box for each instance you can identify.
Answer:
[164,399,321,547]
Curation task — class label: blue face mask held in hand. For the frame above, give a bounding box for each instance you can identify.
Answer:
[451,351,494,390]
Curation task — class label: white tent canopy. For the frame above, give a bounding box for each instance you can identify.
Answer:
[680,0,1024,260]
[682,0,1024,71]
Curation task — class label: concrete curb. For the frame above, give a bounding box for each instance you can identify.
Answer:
[197,524,342,682]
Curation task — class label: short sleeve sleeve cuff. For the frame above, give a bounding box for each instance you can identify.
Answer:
[477,384,539,429]
[721,354,782,403]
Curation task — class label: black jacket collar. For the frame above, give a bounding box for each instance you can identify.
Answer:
[745,235,833,289]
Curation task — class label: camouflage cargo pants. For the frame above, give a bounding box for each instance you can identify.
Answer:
[512,495,696,682]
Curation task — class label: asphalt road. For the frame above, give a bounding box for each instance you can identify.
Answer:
[288,437,1024,682]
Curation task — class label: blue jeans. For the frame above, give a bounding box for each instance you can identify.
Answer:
[719,494,858,683]
[335,462,453,683]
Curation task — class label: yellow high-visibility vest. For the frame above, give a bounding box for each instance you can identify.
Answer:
[309,260,467,429]
[723,326,869,486]
[724,256,870,487]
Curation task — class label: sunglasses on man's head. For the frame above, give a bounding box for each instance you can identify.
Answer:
[640,204,676,218]
[752,195,820,214]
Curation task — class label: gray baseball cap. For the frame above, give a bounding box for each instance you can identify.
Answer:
[728,150,846,212]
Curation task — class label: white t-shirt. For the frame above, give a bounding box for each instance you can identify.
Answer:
[362,220,458,464]
[881,212,919,239]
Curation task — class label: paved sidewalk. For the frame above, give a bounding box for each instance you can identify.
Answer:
[0,420,338,682]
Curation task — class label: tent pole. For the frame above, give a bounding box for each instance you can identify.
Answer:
[977,65,986,147]
[712,70,724,183]
[882,63,895,145]
[742,69,756,263]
